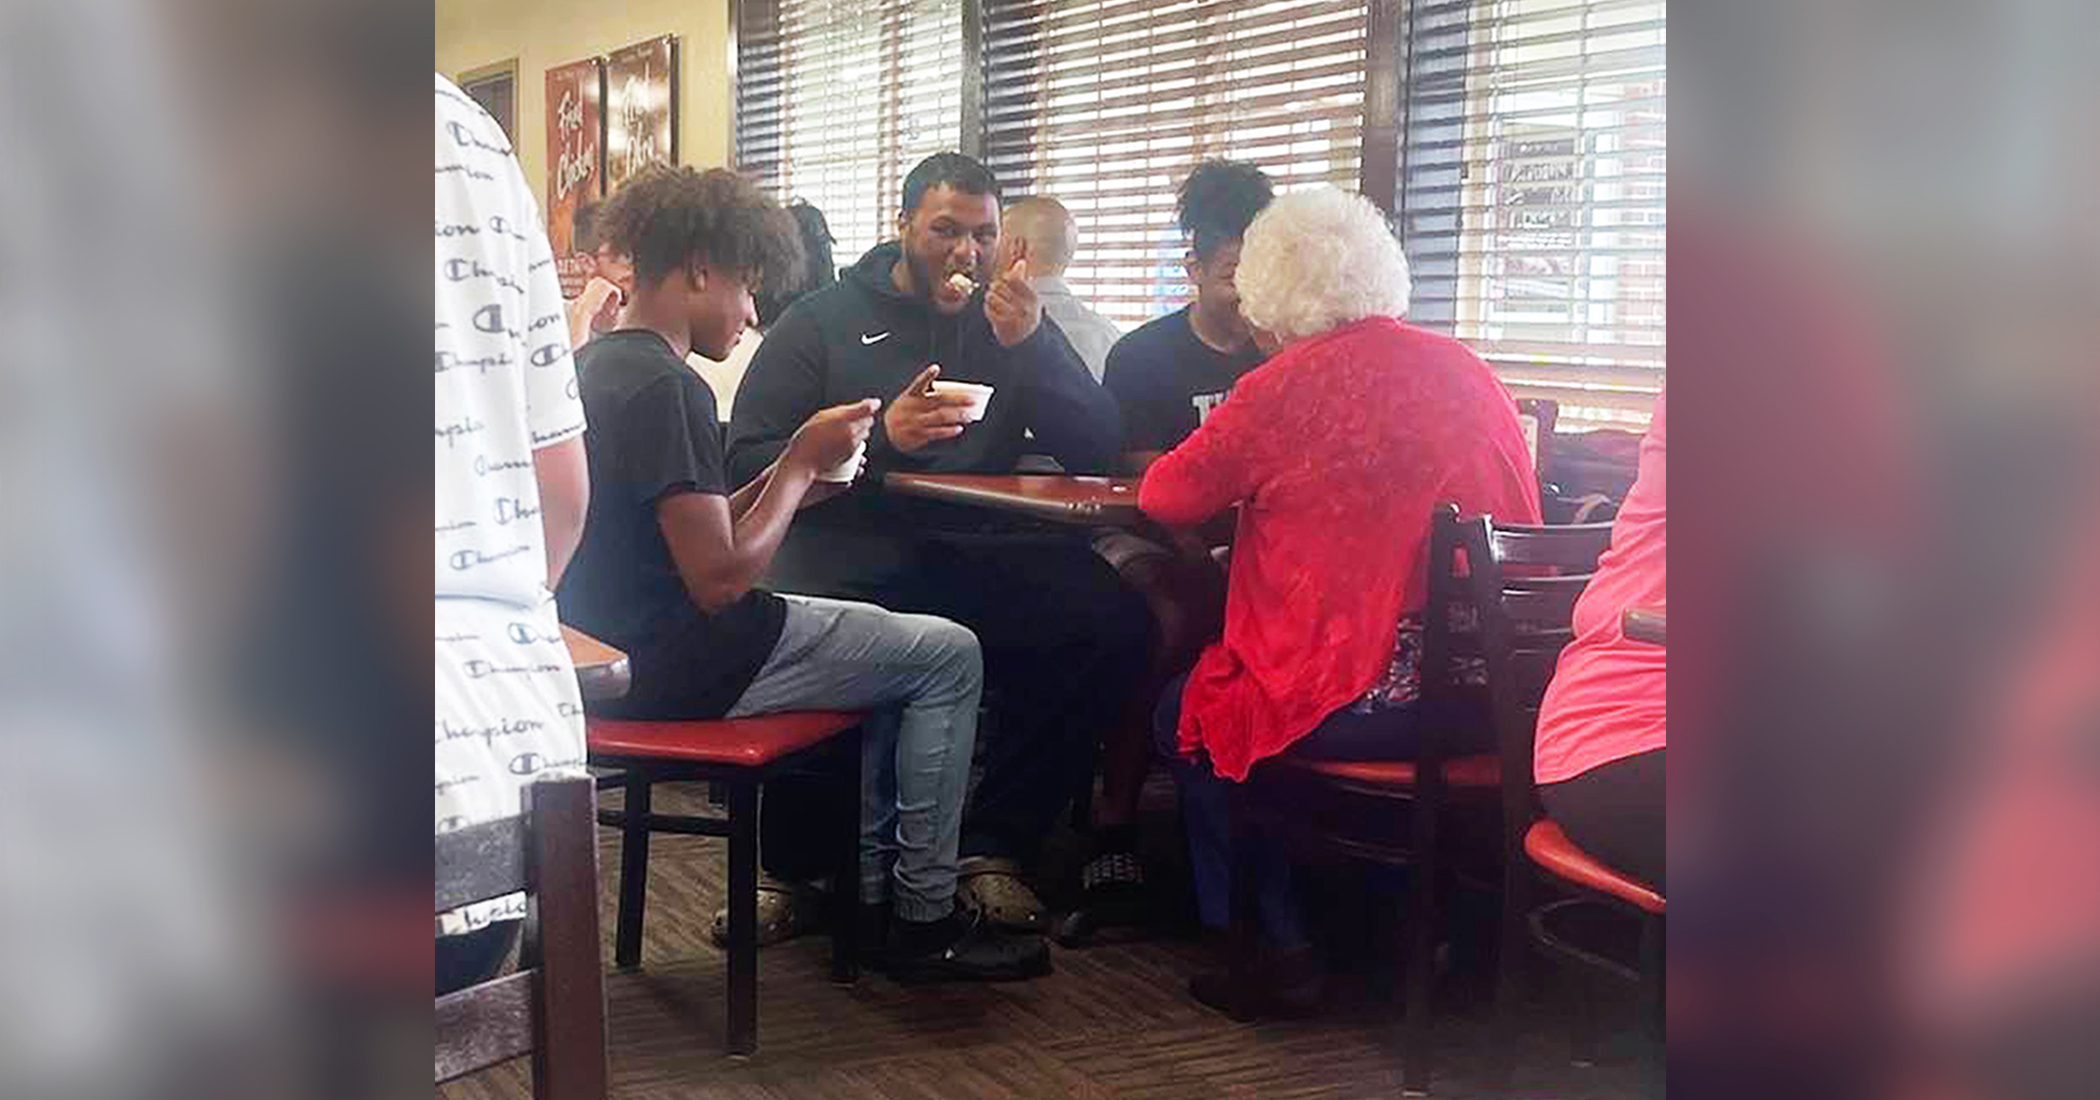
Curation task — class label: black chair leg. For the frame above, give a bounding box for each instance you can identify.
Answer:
[1567,968,1602,1067]
[831,729,862,985]
[1401,784,1441,1097]
[1639,914,1666,1096]
[613,772,653,969]
[725,779,760,1056]
[1492,832,1532,1091]
[1367,890,1401,1003]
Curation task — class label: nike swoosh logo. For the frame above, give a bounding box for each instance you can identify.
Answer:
[860,331,891,345]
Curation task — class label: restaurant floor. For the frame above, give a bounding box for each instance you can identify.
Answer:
[440,774,1648,1100]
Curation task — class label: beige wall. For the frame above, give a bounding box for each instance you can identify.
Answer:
[435,0,734,211]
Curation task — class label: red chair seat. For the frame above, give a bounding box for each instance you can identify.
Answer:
[587,712,860,768]
[1524,818,1665,915]
[1278,753,1501,790]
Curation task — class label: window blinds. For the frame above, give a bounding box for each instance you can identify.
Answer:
[982,0,1369,329]
[1398,0,1666,429]
[737,0,966,261]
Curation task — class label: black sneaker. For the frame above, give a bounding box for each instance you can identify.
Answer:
[1054,850,1152,947]
[885,905,1052,983]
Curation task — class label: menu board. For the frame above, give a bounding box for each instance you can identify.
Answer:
[544,57,604,299]
[604,35,678,193]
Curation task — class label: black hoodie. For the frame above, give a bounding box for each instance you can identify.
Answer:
[725,241,1121,494]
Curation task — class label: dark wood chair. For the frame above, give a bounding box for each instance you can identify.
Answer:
[587,711,864,1056]
[435,775,609,1097]
[1230,504,1613,1095]
[1454,512,1665,1087]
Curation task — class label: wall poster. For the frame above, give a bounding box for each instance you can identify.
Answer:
[604,35,678,194]
[544,56,604,299]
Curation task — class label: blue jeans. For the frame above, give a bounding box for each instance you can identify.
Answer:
[1155,674,1425,948]
[728,595,981,922]
[756,531,1150,877]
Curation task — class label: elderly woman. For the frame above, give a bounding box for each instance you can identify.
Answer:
[1139,187,1541,1017]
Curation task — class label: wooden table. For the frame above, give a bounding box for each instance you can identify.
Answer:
[883,473,1144,526]
[561,624,632,701]
[1623,606,1667,646]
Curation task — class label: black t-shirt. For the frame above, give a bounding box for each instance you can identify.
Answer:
[1101,305,1265,452]
[557,329,787,718]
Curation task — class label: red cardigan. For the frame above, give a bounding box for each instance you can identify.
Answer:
[1140,317,1541,780]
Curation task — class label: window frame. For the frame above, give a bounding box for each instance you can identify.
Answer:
[732,0,1661,426]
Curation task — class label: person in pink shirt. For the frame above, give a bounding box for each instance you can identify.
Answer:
[1533,388,1667,889]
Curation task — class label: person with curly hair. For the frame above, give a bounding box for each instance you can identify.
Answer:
[696,199,841,414]
[1139,187,1542,1017]
[1058,160,1275,946]
[556,164,1049,982]
[1103,159,1275,466]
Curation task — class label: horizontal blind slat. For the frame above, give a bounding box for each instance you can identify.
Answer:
[986,0,1358,50]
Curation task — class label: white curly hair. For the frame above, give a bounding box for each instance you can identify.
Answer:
[1236,186,1411,344]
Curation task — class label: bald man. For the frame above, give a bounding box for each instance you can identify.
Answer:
[995,196,1121,380]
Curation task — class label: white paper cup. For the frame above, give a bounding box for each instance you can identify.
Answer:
[816,440,866,483]
[928,380,994,423]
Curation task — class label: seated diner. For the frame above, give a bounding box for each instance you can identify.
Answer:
[1138,186,1543,1015]
[436,6,1668,1088]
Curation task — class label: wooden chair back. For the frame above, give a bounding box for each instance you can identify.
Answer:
[1441,509,1614,837]
[435,775,608,1097]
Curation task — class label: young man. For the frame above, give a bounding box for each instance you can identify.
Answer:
[697,199,840,416]
[557,164,1046,981]
[434,72,591,990]
[1059,160,1277,946]
[564,200,634,349]
[1103,160,1275,467]
[994,195,1121,381]
[727,152,1151,937]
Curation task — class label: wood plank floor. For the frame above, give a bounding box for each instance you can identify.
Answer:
[441,779,1648,1099]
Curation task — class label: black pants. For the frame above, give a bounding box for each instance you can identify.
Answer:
[758,528,1151,879]
[436,919,521,997]
[1154,672,1440,942]
[1538,748,1666,891]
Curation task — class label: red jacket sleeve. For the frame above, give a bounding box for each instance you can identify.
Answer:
[1138,370,1269,526]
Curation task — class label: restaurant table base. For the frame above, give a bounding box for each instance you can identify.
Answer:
[586,712,864,1057]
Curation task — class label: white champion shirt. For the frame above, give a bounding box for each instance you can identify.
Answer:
[433,74,589,933]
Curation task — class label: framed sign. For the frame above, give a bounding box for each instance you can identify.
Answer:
[459,59,517,142]
[605,34,678,192]
[545,56,604,299]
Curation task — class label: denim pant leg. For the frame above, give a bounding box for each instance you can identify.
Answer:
[728,596,982,921]
[1155,677,1428,947]
[1152,675,1307,948]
